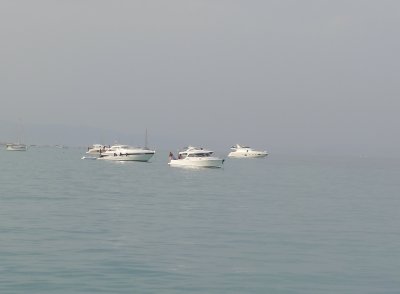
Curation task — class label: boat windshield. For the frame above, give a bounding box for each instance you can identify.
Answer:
[188,152,212,157]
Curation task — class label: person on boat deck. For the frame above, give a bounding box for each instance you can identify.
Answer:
[169,152,176,160]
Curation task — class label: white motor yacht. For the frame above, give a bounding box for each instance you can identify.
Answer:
[98,144,155,162]
[82,144,108,159]
[228,144,268,158]
[86,144,108,155]
[169,146,224,168]
[6,143,27,151]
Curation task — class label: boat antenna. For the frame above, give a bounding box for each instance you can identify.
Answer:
[145,128,148,149]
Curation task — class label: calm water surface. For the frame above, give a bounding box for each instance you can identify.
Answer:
[1,147,399,293]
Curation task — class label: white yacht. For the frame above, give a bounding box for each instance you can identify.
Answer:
[6,143,27,151]
[98,145,155,162]
[169,146,224,168]
[86,144,108,155]
[228,144,268,158]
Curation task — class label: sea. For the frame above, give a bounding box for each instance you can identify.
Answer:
[1,147,399,294]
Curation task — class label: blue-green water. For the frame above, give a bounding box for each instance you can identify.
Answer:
[1,147,399,293]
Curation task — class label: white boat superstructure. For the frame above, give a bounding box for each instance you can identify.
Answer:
[98,145,155,162]
[169,146,224,168]
[86,144,108,155]
[6,143,27,151]
[228,144,268,158]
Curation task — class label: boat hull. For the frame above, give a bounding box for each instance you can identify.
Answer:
[81,156,98,160]
[169,157,224,168]
[228,151,267,158]
[86,150,103,155]
[98,153,155,162]
[6,144,27,151]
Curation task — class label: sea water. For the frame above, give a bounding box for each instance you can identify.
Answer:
[1,147,399,293]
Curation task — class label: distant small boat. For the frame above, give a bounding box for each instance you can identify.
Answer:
[6,143,27,151]
[6,120,27,151]
[228,144,267,158]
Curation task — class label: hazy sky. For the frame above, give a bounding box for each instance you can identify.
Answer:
[1,1,399,156]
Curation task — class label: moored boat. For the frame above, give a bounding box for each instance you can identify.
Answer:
[86,144,108,156]
[228,144,267,158]
[6,143,27,151]
[98,144,155,162]
[169,146,224,168]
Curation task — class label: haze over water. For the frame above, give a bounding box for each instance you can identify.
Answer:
[1,1,400,157]
[1,1,400,292]
[1,147,399,293]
